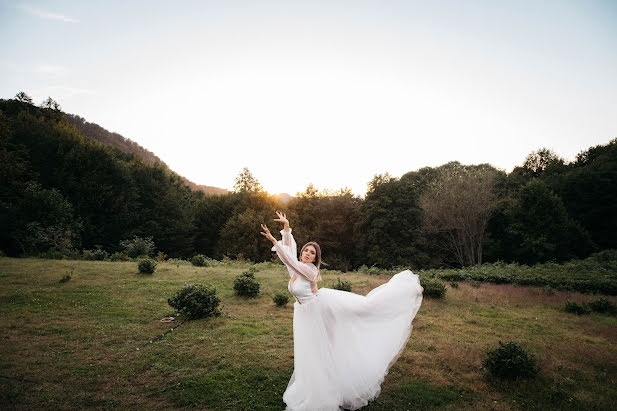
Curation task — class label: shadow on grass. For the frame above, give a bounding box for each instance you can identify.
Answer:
[365,378,476,410]
[167,366,289,410]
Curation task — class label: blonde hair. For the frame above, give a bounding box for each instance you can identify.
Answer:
[301,241,323,281]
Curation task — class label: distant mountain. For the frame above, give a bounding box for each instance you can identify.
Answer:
[64,114,228,196]
[272,193,294,203]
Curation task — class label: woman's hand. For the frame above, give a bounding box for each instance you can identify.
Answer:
[260,224,277,245]
[274,211,290,231]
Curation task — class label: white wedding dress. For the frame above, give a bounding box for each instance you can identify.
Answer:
[272,229,423,410]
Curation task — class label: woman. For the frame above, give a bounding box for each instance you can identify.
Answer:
[261,211,423,410]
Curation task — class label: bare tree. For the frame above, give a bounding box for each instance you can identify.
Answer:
[420,163,500,266]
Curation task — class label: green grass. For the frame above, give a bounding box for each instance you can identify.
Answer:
[1,257,616,410]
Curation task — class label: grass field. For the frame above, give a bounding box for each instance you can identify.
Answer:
[1,257,616,410]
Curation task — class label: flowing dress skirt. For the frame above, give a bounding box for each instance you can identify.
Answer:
[283,270,423,410]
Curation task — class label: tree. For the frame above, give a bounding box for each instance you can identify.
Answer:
[419,163,501,267]
[357,175,425,268]
[233,167,263,193]
[15,91,33,104]
[40,97,61,111]
[503,179,594,264]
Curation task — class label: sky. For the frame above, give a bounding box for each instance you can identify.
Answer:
[1,0,616,196]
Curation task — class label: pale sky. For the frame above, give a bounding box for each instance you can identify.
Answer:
[1,0,616,196]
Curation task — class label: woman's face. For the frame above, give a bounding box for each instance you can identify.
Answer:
[301,245,317,264]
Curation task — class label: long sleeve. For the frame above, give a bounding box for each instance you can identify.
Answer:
[272,238,318,282]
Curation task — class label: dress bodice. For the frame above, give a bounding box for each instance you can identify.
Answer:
[288,273,317,304]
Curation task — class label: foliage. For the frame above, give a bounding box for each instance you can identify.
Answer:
[502,179,594,264]
[138,257,157,274]
[167,283,221,320]
[357,174,424,268]
[272,292,289,307]
[110,251,129,262]
[419,251,617,295]
[332,277,352,292]
[120,236,155,258]
[233,167,263,193]
[483,341,538,380]
[449,282,459,289]
[82,246,108,261]
[233,271,260,298]
[587,298,616,315]
[191,254,207,267]
[564,301,590,315]
[59,269,73,283]
[420,277,447,298]
[419,162,502,266]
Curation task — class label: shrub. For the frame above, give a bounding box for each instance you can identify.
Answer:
[272,292,290,307]
[138,258,157,274]
[59,269,73,283]
[421,278,447,299]
[82,246,108,261]
[564,301,590,315]
[333,277,352,292]
[168,284,221,320]
[449,282,459,289]
[110,252,128,262]
[587,298,616,314]
[483,341,538,380]
[120,236,155,258]
[191,254,206,267]
[234,272,260,298]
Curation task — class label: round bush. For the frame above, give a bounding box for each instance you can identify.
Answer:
[420,277,447,299]
[333,277,352,292]
[565,301,590,315]
[83,247,108,261]
[191,254,206,267]
[587,298,616,314]
[120,236,155,258]
[483,341,538,380]
[273,292,290,307]
[138,258,157,274]
[168,284,220,320]
[234,272,260,298]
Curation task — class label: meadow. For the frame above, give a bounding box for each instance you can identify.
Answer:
[1,257,616,410]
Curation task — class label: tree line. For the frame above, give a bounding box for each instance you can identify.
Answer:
[1,94,615,269]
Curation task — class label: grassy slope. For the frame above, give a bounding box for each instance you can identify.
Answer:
[1,258,616,410]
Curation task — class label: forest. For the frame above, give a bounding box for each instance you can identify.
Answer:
[1,94,616,270]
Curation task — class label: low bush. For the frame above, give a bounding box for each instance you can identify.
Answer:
[110,252,128,262]
[138,258,157,274]
[483,341,538,380]
[59,269,73,283]
[564,301,590,315]
[272,292,290,307]
[82,246,108,261]
[191,254,207,267]
[587,298,616,314]
[333,277,352,292]
[120,236,155,258]
[168,284,221,320]
[421,278,447,299]
[449,282,459,289]
[234,271,260,298]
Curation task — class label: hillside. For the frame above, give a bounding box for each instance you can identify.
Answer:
[65,114,228,196]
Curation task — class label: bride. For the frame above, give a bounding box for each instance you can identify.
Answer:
[260,211,423,410]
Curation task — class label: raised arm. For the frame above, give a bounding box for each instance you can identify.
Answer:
[274,211,291,247]
[260,222,317,282]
